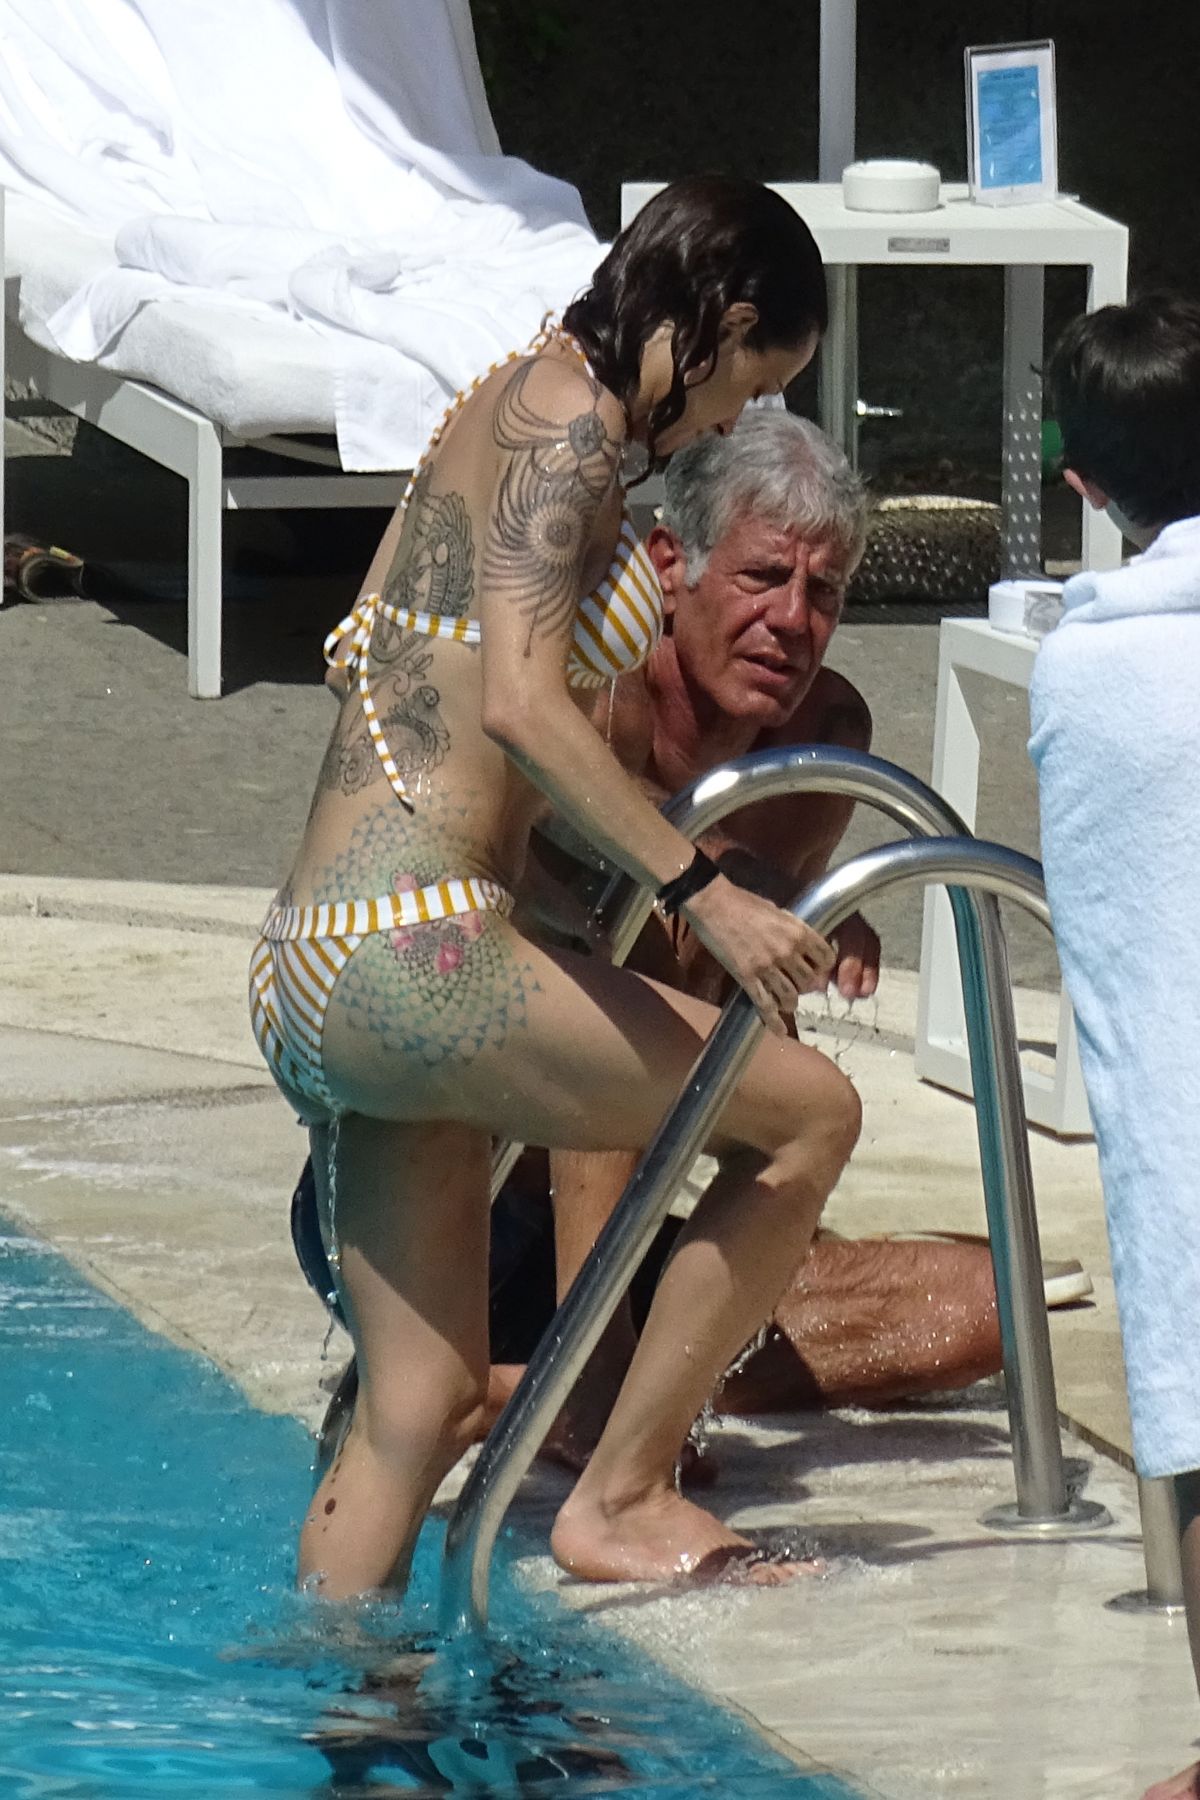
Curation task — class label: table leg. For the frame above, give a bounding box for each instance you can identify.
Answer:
[916,622,1093,1137]
[1001,264,1044,578]
[1,188,6,570]
[917,629,981,1065]
[818,265,860,467]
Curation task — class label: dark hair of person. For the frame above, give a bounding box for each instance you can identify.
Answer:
[563,174,827,463]
[1047,292,1200,529]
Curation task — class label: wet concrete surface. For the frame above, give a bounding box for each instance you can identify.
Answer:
[0,880,1189,1799]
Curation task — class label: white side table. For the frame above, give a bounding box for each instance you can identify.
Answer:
[620,182,1129,577]
[915,618,1091,1136]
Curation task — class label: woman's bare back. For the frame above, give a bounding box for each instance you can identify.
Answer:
[284,343,626,915]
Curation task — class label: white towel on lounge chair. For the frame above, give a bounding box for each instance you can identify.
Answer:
[0,0,602,470]
[1029,514,1200,1477]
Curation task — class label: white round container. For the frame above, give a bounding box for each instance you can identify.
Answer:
[841,159,941,213]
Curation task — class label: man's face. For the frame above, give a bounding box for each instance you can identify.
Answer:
[657,512,851,727]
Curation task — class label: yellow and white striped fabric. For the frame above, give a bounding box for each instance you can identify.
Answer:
[249,930,360,1112]
[248,879,514,1112]
[567,514,664,688]
[322,509,663,806]
[321,318,663,811]
[322,599,481,813]
[261,879,513,941]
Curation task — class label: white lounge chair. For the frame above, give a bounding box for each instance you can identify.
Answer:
[1,185,414,697]
[0,0,595,697]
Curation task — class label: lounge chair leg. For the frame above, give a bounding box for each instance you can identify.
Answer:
[187,423,224,698]
[1,192,7,565]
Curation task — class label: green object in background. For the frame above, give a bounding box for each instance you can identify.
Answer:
[1042,418,1065,480]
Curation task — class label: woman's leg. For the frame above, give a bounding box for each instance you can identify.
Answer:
[299,1116,492,1600]
[321,920,860,1586]
[551,1122,859,1585]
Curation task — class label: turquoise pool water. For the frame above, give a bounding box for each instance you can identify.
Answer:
[0,1227,859,1798]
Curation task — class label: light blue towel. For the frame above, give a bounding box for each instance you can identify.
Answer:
[1029,515,1200,1477]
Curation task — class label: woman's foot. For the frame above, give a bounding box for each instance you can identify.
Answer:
[550,1484,821,1586]
[1144,1764,1200,1800]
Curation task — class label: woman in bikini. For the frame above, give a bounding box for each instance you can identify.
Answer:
[249,174,861,1597]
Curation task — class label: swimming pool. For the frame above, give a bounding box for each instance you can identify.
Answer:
[0,1226,860,1797]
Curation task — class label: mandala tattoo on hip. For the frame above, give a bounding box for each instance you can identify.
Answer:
[319,807,539,1069]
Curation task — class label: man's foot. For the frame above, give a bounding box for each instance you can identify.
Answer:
[1144,1763,1200,1800]
[482,1365,718,1484]
[550,1485,821,1587]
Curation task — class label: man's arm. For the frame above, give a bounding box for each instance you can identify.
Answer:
[681,669,881,999]
[530,665,879,996]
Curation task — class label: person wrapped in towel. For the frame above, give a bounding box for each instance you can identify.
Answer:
[1029,293,1200,1800]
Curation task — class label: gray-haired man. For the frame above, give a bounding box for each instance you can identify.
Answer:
[622,408,878,989]
[490,411,1005,1468]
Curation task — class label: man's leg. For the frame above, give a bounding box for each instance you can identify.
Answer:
[492,1193,1004,1461]
[484,1147,642,1470]
[549,1147,643,1462]
[718,1235,1002,1411]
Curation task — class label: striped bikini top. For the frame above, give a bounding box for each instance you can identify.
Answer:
[323,322,663,810]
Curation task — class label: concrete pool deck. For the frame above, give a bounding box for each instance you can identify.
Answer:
[0,869,1194,1798]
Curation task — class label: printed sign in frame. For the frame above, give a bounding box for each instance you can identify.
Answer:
[966,39,1058,206]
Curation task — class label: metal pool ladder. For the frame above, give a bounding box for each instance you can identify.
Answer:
[441,746,1112,1635]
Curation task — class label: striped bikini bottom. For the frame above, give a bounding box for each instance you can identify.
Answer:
[248,876,515,1115]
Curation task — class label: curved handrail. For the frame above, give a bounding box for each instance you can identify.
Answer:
[597,743,1045,950]
[443,829,1074,1633]
[492,744,1040,1205]
[491,747,1059,1524]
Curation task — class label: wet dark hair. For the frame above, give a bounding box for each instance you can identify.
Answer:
[1047,293,1200,529]
[563,174,827,462]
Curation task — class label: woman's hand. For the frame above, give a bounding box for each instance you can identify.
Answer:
[680,873,835,1036]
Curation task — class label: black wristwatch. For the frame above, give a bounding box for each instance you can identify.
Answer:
[656,849,721,916]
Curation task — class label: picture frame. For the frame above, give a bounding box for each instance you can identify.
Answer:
[965,39,1058,206]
